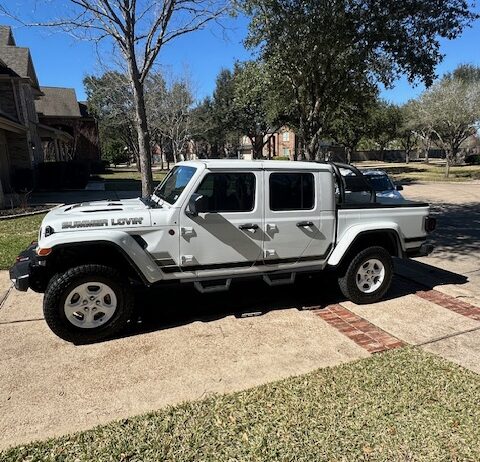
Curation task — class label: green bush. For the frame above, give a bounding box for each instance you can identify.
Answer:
[103,140,130,166]
[465,154,480,165]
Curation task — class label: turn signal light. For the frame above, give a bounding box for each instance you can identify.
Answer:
[37,247,52,257]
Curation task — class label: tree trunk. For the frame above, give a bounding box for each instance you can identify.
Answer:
[445,150,452,177]
[345,146,353,164]
[252,135,264,159]
[405,150,410,164]
[306,132,321,161]
[129,68,153,197]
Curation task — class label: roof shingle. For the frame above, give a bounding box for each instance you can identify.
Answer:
[35,87,82,117]
[0,26,16,46]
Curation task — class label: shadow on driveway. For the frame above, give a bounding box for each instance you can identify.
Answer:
[107,259,467,343]
[427,202,480,261]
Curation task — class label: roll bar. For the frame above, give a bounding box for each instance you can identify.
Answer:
[315,161,377,204]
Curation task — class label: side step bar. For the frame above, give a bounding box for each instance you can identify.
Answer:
[263,273,296,286]
[194,279,232,293]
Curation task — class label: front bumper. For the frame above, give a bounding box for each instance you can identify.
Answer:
[9,244,39,292]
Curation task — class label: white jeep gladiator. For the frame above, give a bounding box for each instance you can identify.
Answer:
[10,160,435,343]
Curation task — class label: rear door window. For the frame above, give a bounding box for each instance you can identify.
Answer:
[269,173,315,211]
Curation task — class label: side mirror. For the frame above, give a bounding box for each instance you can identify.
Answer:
[186,193,204,217]
[395,184,404,191]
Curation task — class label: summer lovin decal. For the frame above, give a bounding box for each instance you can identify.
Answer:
[62,217,144,229]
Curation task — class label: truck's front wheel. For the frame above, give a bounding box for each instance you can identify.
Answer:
[43,265,134,343]
[338,246,393,305]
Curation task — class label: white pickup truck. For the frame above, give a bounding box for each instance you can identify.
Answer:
[10,160,435,343]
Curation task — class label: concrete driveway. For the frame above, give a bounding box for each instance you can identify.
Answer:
[0,182,479,449]
[403,182,480,305]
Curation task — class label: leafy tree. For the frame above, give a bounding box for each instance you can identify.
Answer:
[84,72,139,165]
[361,102,402,157]
[192,63,291,159]
[408,100,434,163]
[190,97,220,157]
[191,69,241,158]
[242,0,477,160]
[415,73,480,177]
[232,61,287,158]
[327,84,378,164]
[397,102,419,164]
[212,68,241,156]
[445,64,480,84]
[104,139,130,166]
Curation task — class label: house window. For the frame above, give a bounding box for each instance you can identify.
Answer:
[283,148,290,157]
[269,173,315,211]
[195,173,256,212]
[282,132,290,142]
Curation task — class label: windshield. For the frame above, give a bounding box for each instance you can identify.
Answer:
[365,175,394,192]
[154,166,196,204]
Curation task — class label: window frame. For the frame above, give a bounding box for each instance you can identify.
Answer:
[154,165,197,205]
[268,171,316,212]
[194,171,257,213]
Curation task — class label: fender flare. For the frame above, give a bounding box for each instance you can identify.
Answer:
[327,223,403,267]
[41,231,163,285]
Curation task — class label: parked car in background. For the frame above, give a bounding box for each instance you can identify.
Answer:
[362,170,404,202]
[339,168,404,204]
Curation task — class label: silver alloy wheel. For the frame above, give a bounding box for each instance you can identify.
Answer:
[64,282,117,329]
[355,258,385,294]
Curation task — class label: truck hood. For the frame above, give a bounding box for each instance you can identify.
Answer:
[41,198,153,235]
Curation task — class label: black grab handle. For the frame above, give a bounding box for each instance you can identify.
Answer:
[239,223,259,231]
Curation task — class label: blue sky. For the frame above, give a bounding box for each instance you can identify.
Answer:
[2,4,479,104]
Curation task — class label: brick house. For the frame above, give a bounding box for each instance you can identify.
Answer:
[0,26,100,207]
[35,87,100,163]
[0,26,43,207]
[239,127,297,160]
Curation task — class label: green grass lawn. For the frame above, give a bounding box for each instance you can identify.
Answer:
[93,169,167,191]
[0,214,45,270]
[356,161,480,183]
[2,348,479,461]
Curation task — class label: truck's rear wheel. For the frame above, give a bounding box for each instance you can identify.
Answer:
[338,246,393,304]
[43,265,134,343]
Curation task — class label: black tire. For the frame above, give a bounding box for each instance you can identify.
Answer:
[338,246,393,305]
[43,264,134,344]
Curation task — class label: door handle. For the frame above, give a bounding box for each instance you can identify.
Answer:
[239,223,259,231]
[296,221,314,227]
[266,223,278,232]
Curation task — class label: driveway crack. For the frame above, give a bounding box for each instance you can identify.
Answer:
[416,325,480,347]
[0,284,13,311]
